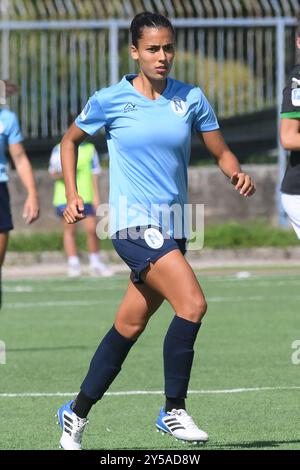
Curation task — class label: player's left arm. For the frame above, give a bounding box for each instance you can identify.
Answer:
[9,142,39,223]
[199,129,256,197]
[280,118,300,150]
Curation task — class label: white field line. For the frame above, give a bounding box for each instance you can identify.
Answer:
[3,278,300,294]
[1,386,300,398]
[2,285,124,293]
[4,295,300,309]
[206,279,300,286]
[3,300,115,309]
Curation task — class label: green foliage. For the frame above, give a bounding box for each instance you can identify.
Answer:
[8,232,63,252]
[204,220,298,248]
[173,51,264,116]
[7,232,114,252]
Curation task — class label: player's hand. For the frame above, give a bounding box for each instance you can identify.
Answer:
[63,194,86,223]
[230,172,256,197]
[22,195,39,224]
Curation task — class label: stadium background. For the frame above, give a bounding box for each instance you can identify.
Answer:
[1,0,299,231]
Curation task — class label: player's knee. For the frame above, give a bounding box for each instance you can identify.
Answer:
[116,320,146,341]
[199,298,208,320]
[182,296,207,323]
[86,226,95,237]
[64,228,76,240]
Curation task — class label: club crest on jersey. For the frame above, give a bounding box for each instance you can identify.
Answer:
[79,101,91,121]
[170,96,187,116]
[292,88,300,107]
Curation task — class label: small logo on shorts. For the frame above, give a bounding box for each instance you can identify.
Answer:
[144,228,164,249]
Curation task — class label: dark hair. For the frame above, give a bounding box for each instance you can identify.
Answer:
[130,11,175,47]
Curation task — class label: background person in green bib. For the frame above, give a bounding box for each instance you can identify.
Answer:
[49,140,112,277]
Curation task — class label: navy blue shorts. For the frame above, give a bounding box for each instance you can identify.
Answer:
[55,203,95,218]
[112,226,187,283]
[0,183,13,232]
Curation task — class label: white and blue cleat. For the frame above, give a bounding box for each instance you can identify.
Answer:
[156,407,208,444]
[57,400,89,450]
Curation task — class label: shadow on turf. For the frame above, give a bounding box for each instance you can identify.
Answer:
[212,439,300,449]
[87,440,300,451]
[6,345,89,352]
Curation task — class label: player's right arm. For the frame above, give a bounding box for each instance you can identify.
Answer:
[61,123,88,224]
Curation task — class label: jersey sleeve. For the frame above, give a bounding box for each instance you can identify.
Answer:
[281,65,300,119]
[91,147,101,175]
[75,91,107,135]
[7,112,23,144]
[193,89,219,132]
[48,144,62,174]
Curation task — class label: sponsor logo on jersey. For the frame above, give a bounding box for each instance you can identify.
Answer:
[170,96,187,116]
[124,102,138,113]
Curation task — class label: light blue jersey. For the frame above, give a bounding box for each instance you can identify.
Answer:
[0,108,23,182]
[76,74,219,236]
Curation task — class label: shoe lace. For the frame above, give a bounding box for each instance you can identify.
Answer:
[72,417,89,443]
[170,409,199,431]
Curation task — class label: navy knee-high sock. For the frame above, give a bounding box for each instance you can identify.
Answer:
[163,316,201,403]
[80,325,136,402]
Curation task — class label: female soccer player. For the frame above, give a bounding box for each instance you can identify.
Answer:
[280,17,300,238]
[49,140,112,277]
[57,12,255,450]
[0,81,39,306]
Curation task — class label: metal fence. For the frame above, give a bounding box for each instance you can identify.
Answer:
[2,0,300,20]
[0,17,297,138]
